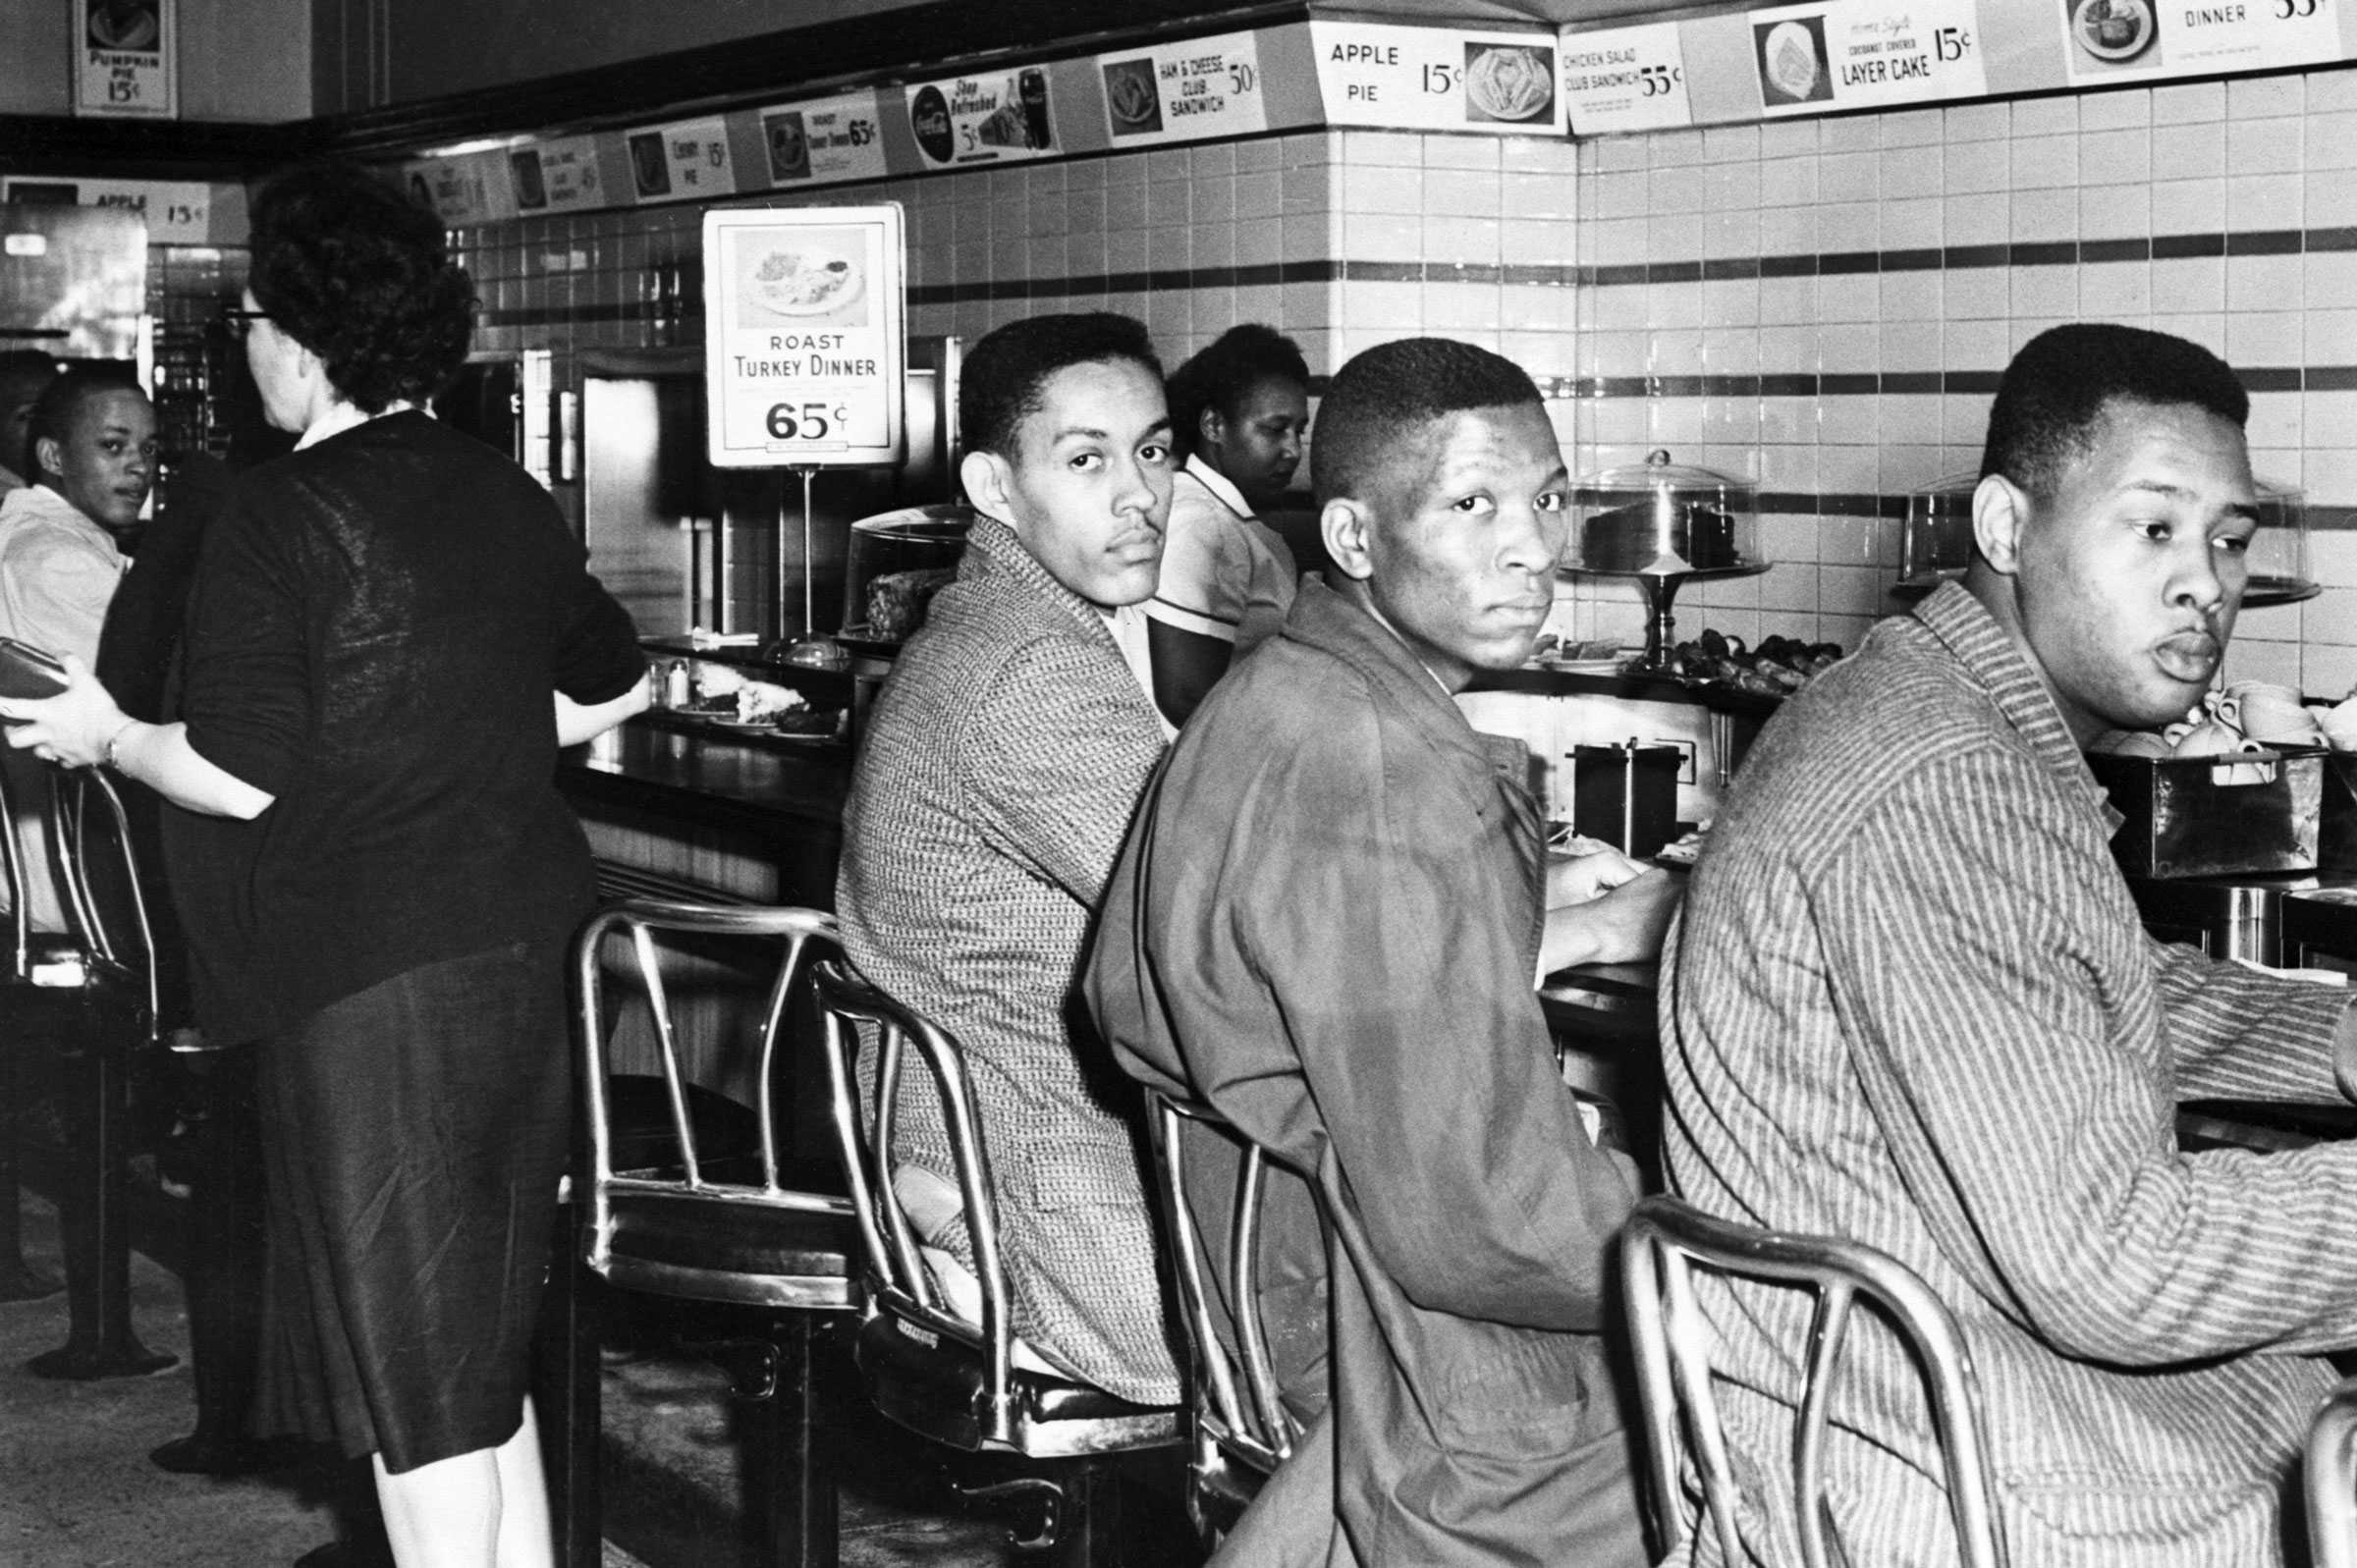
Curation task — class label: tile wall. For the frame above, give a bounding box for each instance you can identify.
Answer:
[326,62,2357,700]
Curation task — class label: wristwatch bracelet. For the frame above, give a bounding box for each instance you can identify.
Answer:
[103,722,138,772]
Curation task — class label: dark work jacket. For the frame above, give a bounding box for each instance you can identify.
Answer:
[1087,578,1648,1565]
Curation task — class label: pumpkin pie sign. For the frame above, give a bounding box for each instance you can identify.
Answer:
[73,0,175,119]
[702,205,907,469]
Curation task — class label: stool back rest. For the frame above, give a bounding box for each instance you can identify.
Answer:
[1622,1194,2004,1568]
[1144,1089,1297,1473]
[570,899,843,1270]
[2309,1376,2357,1568]
[0,748,28,979]
[811,958,1014,1411]
[0,760,156,1024]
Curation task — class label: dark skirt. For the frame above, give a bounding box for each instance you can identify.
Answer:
[249,939,571,1475]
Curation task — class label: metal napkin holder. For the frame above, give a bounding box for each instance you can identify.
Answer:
[2087,746,2324,880]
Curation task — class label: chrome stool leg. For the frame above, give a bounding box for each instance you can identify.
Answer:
[27,1006,174,1379]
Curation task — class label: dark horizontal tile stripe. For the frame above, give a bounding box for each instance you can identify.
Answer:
[1234,262,1286,286]
[1703,256,1762,281]
[1759,253,1817,278]
[2241,367,2302,392]
[1881,248,1943,273]
[1820,250,1878,275]
[1653,374,1709,397]
[1591,261,1649,287]
[2227,230,2302,256]
[1820,372,1879,396]
[2312,228,2357,252]
[1882,371,1945,395]
[1758,373,1818,397]
[2152,232,2225,259]
[2009,241,2077,267]
[1650,260,1703,284]
[1945,370,2004,394]
[1755,490,1894,518]
[1942,243,2009,269]
[2308,367,2357,391]
[2079,238,2150,264]
[2314,506,2357,531]
[1342,259,1420,283]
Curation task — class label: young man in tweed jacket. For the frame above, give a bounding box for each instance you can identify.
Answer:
[837,313,1181,1405]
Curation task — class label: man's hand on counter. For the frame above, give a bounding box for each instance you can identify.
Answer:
[1538,865,1682,976]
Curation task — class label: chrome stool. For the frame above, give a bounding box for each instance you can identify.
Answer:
[1622,1193,2005,1567]
[1142,1089,1305,1544]
[555,900,856,1568]
[813,959,1182,1566]
[0,756,175,1378]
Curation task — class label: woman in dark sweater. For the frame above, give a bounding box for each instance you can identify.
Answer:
[2,164,646,1566]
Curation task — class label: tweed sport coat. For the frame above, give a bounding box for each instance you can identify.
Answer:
[837,517,1181,1406]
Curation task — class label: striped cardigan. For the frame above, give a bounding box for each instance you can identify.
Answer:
[837,518,1180,1406]
[1662,583,2357,1566]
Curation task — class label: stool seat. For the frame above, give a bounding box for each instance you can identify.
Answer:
[603,1196,857,1303]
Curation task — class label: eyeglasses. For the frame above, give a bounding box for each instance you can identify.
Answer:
[216,307,269,340]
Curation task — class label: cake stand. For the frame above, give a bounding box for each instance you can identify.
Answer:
[1564,561,1773,673]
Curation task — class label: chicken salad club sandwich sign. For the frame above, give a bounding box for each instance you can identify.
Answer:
[701,204,906,469]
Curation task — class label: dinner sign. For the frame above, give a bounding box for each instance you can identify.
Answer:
[702,204,906,468]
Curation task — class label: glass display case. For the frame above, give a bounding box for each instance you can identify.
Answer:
[840,504,973,656]
[1562,449,1766,671]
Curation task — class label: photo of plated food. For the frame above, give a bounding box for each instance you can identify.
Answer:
[1756,17,1833,106]
[732,225,868,325]
[2069,0,2157,63]
[1102,56,1163,135]
[1463,43,1555,124]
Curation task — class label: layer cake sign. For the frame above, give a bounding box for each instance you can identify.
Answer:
[702,204,906,469]
[1749,0,1989,114]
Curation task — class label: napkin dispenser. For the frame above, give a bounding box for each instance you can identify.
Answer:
[2087,747,2323,880]
[1566,740,1682,859]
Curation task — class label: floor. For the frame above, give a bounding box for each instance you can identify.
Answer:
[0,1190,1200,1567]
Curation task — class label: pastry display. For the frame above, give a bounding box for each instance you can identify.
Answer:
[1576,499,1738,574]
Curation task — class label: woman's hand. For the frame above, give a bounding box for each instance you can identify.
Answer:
[0,654,129,769]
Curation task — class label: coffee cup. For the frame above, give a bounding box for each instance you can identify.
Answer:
[2228,680,2320,745]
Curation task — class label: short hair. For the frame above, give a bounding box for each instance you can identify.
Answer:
[959,312,1163,460]
[1981,324,2248,504]
[24,362,143,484]
[247,162,475,413]
[1311,338,1544,507]
[0,351,56,406]
[1167,324,1308,454]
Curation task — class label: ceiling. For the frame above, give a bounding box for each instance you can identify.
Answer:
[1309,0,1718,26]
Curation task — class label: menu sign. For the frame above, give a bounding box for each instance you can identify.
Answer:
[73,0,174,118]
[1562,22,1695,134]
[759,89,890,189]
[625,117,735,205]
[1097,30,1269,145]
[406,158,498,226]
[702,205,906,469]
[2058,0,2336,81]
[1,178,211,243]
[904,69,1057,169]
[511,135,604,214]
[1310,21,1567,135]
[1749,0,1988,115]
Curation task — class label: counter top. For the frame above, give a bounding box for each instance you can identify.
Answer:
[558,717,850,836]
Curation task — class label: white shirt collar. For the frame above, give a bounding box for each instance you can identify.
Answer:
[1183,454,1254,520]
[296,399,421,452]
[1100,602,1178,742]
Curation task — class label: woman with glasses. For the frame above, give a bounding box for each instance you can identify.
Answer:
[0,163,647,1568]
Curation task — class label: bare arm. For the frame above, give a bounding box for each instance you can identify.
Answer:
[1538,859,1681,975]
[554,670,650,746]
[0,655,272,820]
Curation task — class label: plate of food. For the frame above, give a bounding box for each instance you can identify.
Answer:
[1762,20,1823,103]
[747,247,862,318]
